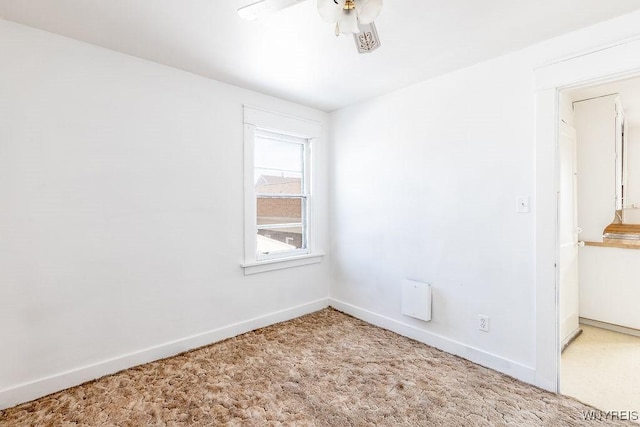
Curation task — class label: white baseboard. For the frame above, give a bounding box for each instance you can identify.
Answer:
[580,317,640,338]
[561,327,583,352]
[0,298,329,410]
[328,298,536,386]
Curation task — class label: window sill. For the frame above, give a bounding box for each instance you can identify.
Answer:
[241,252,325,275]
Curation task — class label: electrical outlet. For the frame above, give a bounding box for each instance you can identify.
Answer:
[478,315,489,332]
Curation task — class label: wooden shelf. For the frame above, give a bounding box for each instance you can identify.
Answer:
[583,223,640,249]
[603,223,640,236]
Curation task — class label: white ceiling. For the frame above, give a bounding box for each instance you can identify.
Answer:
[2,0,640,111]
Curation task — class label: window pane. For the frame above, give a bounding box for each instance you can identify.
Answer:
[255,136,303,173]
[257,197,303,225]
[255,170,302,194]
[257,226,304,254]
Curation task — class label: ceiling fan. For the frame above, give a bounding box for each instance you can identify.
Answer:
[238,0,383,54]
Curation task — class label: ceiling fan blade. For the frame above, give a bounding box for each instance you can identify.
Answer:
[238,0,309,21]
[353,21,381,54]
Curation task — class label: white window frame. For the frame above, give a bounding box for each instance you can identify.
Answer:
[254,129,309,261]
[241,106,324,275]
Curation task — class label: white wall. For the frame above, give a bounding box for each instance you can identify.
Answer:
[0,20,330,408]
[329,10,640,386]
[329,53,537,381]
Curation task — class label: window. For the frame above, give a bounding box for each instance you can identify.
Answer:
[242,106,324,274]
[254,130,309,259]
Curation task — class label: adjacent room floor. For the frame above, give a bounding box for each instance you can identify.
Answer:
[561,324,640,417]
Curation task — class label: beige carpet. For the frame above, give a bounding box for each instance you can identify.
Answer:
[562,324,640,416]
[0,309,633,426]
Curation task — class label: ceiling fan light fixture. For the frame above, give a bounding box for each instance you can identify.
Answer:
[237,0,384,53]
[338,7,360,34]
[354,21,381,53]
[317,0,382,35]
[318,0,346,23]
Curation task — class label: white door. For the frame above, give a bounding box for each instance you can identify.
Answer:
[559,121,580,348]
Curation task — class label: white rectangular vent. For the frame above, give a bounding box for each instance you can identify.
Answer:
[402,279,432,322]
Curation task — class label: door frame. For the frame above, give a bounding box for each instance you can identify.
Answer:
[534,38,640,392]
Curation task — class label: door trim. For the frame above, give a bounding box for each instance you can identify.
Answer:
[534,37,640,392]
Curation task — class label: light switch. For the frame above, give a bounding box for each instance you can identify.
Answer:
[516,196,530,213]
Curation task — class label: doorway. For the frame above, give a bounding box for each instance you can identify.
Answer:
[533,37,640,394]
[557,77,640,414]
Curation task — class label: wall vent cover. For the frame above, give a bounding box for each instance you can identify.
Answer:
[401,279,432,322]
